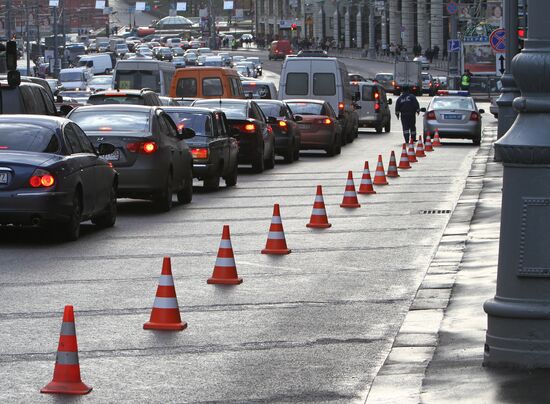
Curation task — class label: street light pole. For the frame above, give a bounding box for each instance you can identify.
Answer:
[6,0,11,39]
[448,13,459,89]
[367,0,376,58]
[484,0,550,368]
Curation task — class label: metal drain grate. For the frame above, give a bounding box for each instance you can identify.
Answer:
[421,209,452,215]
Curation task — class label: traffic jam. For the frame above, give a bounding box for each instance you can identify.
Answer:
[0,30,490,400]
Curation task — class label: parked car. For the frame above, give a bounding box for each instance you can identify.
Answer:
[421,94,484,145]
[0,115,118,240]
[67,105,195,210]
[192,99,275,173]
[163,107,239,190]
[285,99,342,156]
[87,89,162,106]
[350,81,392,133]
[255,100,302,163]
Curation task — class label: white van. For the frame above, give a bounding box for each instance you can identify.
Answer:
[166,38,181,48]
[77,53,113,75]
[113,59,175,96]
[278,57,359,143]
[59,67,92,90]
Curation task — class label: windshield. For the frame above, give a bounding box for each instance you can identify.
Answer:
[69,110,150,133]
[0,123,59,153]
[243,83,272,99]
[60,72,84,82]
[115,69,160,93]
[431,97,474,110]
[376,74,393,81]
[287,102,323,115]
[256,103,283,117]
[194,101,247,119]
[166,111,210,137]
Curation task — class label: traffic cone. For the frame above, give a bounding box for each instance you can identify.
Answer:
[407,139,418,163]
[41,305,92,395]
[387,150,400,177]
[373,155,389,185]
[144,257,187,330]
[358,161,376,194]
[398,143,411,169]
[416,136,426,157]
[433,129,442,147]
[208,225,243,284]
[262,204,291,254]
[340,171,361,208]
[307,185,332,228]
[425,133,434,151]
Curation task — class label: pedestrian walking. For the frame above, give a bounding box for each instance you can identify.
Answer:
[395,85,420,143]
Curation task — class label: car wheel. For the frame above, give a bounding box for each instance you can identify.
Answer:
[265,144,275,169]
[252,150,265,173]
[154,173,173,212]
[204,173,220,191]
[326,137,339,157]
[384,120,391,133]
[91,185,117,228]
[224,161,238,187]
[61,191,82,241]
[335,134,342,155]
[283,141,294,164]
[375,124,383,133]
[177,169,193,204]
[472,136,481,146]
[293,143,300,161]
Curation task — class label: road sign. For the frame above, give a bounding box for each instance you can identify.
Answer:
[496,54,506,75]
[489,28,506,53]
[446,1,459,15]
[447,39,461,53]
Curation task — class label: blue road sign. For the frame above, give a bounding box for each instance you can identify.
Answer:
[489,28,506,53]
[447,39,461,53]
[446,1,459,15]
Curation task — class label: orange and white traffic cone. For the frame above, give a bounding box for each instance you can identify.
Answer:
[387,150,400,177]
[373,154,389,185]
[425,133,434,151]
[307,185,331,228]
[41,305,92,395]
[398,143,411,169]
[407,139,418,163]
[416,136,426,157]
[144,257,187,330]
[262,204,291,254]
[358,161,376,194]
[340,171,361,208]
[433,129,442,147]
[208,225,243,284]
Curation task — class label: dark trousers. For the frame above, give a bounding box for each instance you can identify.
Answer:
[400,113,417,143]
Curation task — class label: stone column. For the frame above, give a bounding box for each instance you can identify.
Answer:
[333,8,339,46]
[368,0,375,57]
[356,9,363,50]
[345,8,350,48]
[417,0,429,52]
[388,0,400,47]
[381,2,388,48]
[430,0,444,55]
[401,0,414,53]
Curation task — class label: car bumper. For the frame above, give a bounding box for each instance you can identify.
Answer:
[236,138,262,163]
[424,121,481,139]
[358,115,383,126]
[114,167,167,198]
[299,129,334,148]
[0,190,72,225]
[192,162,218,179]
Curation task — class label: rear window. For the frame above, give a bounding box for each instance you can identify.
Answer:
[256,103,283,118]
[361,86,375,101]
[0,123,59,153]
[87,94,145,105]
[287,102,323,115]
[60,72,84,82]
[313,73,336,96]
[165,111,211,137]
[176,78,197,97]
[202,78,223,96]
[431,97,474,110]
[242,83,271,99]
[286,73,308,95]
[69,110,151,133]
[193,100,247,119]
[375,74,393,81]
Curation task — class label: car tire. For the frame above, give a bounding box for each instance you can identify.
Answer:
[335,134,342,155]
[375,124,383,133]
[384,120,391,133]
[60,191,82,241]
[224,162,238,187]
[177,169,193,204]
[154,173,173,212]
[91,185,117,228]
[252,150,265,173]
[283,141,294,164]
[293,143,300,161]
[204,173,220,191]
[265,145,275,169]
[326,137,339,157]
[472,136,481,146]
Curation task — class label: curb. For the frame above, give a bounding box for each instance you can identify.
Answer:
[364,127,498,403]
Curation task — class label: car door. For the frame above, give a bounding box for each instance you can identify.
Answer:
[211,112,231,175]
[250,102,271,157]
[63,123,95,215]
[158,112,185,189]
[219,112,238,170]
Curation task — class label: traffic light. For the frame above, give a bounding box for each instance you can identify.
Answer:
[6,41,17,71]
[291,23,297,31]
[518,28,526,50]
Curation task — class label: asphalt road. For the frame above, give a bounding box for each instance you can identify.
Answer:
[0,53,494,402]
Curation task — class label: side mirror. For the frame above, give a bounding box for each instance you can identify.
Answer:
[177,127,196,139]
[387,98,393,105]
[420,107,427,112]
[56,95,63,103]
[266,116,277,124]
[478,109,485,114]
[59,104,74,116]
[97,143,116,155]
[293,114,303,122]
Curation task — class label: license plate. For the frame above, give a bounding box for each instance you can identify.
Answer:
[0,172,7,184]
[444,114,462,120]
[298,124,311,130]
[102,150,120,161]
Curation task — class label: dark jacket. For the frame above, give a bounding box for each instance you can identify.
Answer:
[395,92,420,114]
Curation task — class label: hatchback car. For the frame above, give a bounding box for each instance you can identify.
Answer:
[0,115,118,240]
[191,99,275,173]
[68,105,195,211]
[163,107,239,190]
[421,94,484,145]
[285,99,342,156]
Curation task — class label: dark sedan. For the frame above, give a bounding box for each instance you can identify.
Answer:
[68,105,195,211]
[255,100,301,163]
[0,115,118,240]
[191,99,275,173]
[163,107,239,190]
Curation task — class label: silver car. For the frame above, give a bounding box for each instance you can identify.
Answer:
[421,96,484,145]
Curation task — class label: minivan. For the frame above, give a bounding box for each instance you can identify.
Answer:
[278,57,359,143]
[77,53,113,75]
[113,59,175,96]
[59,67,92,90]
[169,67,244,99]
[350,81,392,133]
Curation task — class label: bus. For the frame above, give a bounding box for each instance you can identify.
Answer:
[112,59,175,96]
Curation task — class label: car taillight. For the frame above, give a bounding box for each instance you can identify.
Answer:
[126,141,158,154]
[322,118,332,125]
[338,102,345,110]
[278,120,287,128]
[391,80,396,86]
[374,103,380,111]
[191,148,209,160]
[470,112,480,121]
[29,169,55,188]
[243,123,256,132]
[429,82,432,87]
[427,111,436,120]
[374,92,380,100]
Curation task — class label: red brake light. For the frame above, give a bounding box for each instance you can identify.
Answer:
[142,142,157,154]
[374,92,380,100]
[374,103,380,111]
[126,141,158,154]
[427,111,436,120]
[470,111,480,121]
[40,175,55,187]
[323,118,332,125]
[29,169,55,188]
[244,123,256,132]
[191,148,209,159]
[338,102,344,110]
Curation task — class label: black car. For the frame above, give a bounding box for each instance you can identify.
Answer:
[163,107,239,190]
[0,81,58,116]
[255,100,301,163]
[191,99,275,173]
[0,115,118,240]
[87,89,162,106]
[68,105,195,211]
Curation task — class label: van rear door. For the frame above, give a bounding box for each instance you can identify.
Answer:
[311,60,339,113]
[280,59,311,99]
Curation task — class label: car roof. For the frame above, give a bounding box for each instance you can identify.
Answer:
[284,99,326,104]
[70,105,159,113]
[242,81,274,86]
[91,89,153,96]
[162,106,220,114]
[0,114,68,127]
[194,98,249,105]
